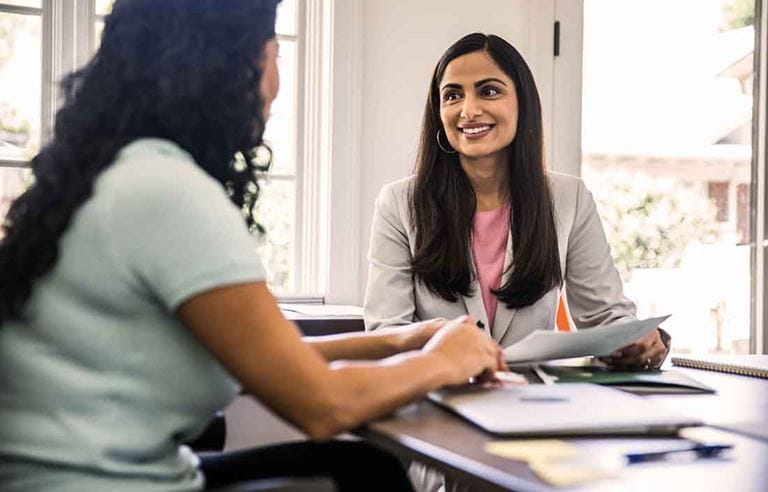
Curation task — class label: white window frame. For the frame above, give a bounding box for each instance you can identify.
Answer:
[288,0,365,305]
[754,0,767,354]
[287,0,330,301]
[322,0,363,304]
[0,0,93,169]
[1,0,332,301]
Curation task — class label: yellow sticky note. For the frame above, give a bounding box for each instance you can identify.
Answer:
[486,440,615,488]
[529,460,611,487]
[485,439,578,462]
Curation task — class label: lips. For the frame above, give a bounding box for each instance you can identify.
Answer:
[459,123,494,138]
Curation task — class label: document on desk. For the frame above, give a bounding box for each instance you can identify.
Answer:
[504,315,670,363]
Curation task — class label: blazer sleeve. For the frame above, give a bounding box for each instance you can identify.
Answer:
[565,180,637,328]
[363,183,417,331]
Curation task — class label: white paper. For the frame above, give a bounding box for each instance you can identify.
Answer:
[503,315,671,363]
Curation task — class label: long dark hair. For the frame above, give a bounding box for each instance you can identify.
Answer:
[0,0,280,324]
[411,32,562,309]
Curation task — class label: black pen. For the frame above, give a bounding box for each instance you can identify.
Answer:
[625,443,732,464]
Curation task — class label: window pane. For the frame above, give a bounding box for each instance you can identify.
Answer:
[94,19,104,48]
[0,1,41,8]
[582,0,755,355]
[0,166,31,234]
[0,12,41,161]
[275,0,296,36]
[254,179,295,295]
[94,0,114,16]
[94,1,293,30]
[263,40,296,175]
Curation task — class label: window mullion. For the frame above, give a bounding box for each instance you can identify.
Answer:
[0,4,41,15]
[754,0,768,354]
[40,0,93,145]
[296,0,331,296]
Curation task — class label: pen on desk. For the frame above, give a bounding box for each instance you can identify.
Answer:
[625,444,732,464]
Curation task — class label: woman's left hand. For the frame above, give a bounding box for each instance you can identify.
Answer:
[602,329,669,370]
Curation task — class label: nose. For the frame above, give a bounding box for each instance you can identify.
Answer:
[460,94,483,119]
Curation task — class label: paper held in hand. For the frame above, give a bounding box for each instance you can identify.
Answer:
[503,315,671,364]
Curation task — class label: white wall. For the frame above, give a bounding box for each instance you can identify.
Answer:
[326,0,584,304]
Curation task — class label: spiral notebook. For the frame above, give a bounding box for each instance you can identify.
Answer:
[671,354,768,379]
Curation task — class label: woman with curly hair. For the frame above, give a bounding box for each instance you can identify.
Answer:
[0,2,506,491]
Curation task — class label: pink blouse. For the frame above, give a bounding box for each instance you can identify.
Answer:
[471,204,510,329]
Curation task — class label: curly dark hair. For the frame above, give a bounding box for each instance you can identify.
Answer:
[0,0,280,324]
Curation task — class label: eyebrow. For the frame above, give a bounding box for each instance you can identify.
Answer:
[440,77,508,91]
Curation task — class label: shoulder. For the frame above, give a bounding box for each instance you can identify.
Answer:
[546,170,592,211]
[377,175,415,204]
[546,170,586,196]
[97,138,229,213]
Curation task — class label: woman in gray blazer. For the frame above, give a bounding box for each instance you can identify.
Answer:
[365,32,670,371]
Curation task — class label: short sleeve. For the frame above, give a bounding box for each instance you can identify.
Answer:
[100,148,266,310]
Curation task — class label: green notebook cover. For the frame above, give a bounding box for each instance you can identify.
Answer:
[541,365,716,394]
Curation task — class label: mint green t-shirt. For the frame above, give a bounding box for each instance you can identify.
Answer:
[0,139,266,491]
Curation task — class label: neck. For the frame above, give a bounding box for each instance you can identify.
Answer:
[460,152,507,211]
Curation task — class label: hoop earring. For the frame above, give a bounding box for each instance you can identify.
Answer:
[436,128,457,154]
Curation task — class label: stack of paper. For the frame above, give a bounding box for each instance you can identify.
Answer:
[503,315,670,363]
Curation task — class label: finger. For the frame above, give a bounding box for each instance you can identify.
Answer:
[648,342,668,368]
[474,368,500,385]
[612,341,636,357]
[496,348,507,371]
[618,343,646,357]
[607,352,650,370]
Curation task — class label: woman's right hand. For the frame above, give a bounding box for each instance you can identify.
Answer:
[422,315,504,385]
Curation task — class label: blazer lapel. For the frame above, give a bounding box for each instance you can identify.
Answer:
[491,230,516,341]
[462,260,489,331]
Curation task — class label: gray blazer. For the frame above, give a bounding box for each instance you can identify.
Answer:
[363,172,636,347]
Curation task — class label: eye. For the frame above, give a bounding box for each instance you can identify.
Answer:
[480,86,502,97]
[442,91,461,102]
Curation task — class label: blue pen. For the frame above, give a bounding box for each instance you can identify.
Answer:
[625,443,732,464]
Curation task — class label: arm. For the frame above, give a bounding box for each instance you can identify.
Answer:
[178,282,500,440]
[565,180,637,328]
[364,183,418,330]
[565,180,669,368]
[305,320,444,361]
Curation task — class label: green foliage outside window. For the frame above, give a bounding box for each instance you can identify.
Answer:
[586,171,721,282]
[722,0,755,30]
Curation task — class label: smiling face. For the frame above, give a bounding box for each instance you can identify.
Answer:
[438,50,518,163]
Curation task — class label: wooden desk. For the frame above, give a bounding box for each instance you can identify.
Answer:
[360,368,768,491]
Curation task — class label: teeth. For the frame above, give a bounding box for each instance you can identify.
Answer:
[462,125,491,135]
